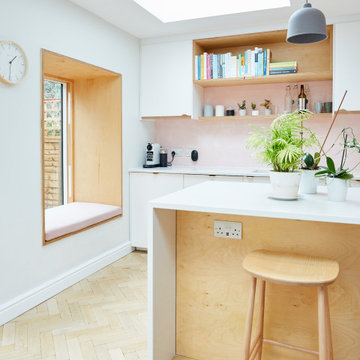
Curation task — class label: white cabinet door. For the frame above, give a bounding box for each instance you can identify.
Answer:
[334,22,360,111]
[213,176,243,182]
[130,173,183,248]
[140,40,194,118]
[183,174,212,187]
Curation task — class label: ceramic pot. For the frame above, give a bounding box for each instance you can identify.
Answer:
[265,108,272,116]
[299,169,318,194]
[327,178,348,202]
[269,171,301,199]
[252,110,259,116]
[239,109,246,116]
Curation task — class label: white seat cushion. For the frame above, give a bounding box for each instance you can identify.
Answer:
[45,202,122,241]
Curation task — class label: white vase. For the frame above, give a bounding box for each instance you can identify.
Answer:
[265,108,272,116]
[239,109,246,116]
[327,178,348,202]
[299,169,318,194]
[269,171,301,199]
[252,110,259,116]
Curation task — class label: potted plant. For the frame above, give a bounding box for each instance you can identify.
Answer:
[237,100,246,116]
[299,151,321,194]
[315,128,360,201]
[261,99,272,115]
[247,111,317,199]
[251,103,259,116]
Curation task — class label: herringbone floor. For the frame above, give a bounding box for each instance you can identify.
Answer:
[0,251,147,360]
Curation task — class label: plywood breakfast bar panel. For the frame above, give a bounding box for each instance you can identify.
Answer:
[176,211,360,360]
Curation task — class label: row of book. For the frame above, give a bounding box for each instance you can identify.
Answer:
[194,48,298,80]
[269,61,298,75]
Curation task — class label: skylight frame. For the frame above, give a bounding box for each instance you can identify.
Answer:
[132,0,291,23]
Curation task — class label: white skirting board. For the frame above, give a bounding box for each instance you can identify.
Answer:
[0,242,133,326]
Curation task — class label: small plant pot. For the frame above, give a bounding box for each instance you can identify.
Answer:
[265,109,272,116]
[252,110,259,116]
[269,171,301,199]
[239,109,247,116]
[327,178,348,202]
[299,169,318,194]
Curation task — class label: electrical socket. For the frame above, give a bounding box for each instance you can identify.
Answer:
[214,221,242,240]
[171,148,183,157]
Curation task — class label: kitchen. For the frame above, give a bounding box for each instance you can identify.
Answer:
[1,0,360,360]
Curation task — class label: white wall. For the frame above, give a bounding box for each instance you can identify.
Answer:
[0,0,153,324]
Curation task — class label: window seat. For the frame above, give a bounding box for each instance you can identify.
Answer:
[45,202,122,241]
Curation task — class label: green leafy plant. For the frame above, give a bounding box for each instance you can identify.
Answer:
[316,127,360,180]
[260,99,271,110]
[237,100,246,110]
[247,111,318,172]
[315,156,354,180]
[302,152,321,170]
[251,102,257,110]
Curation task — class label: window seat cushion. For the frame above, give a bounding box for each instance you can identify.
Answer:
[45,202,122,241]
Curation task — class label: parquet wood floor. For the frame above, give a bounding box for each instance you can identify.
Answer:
[0,252,147,360]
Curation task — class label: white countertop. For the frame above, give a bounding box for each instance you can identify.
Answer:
[129,166,270,177]
[150,181,360,225]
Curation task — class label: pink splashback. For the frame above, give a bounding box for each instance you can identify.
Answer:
[155,80,360,170]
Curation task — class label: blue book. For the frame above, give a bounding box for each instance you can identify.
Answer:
[245,51,248,76]
[263,50,267,76]
[213,55,218,79]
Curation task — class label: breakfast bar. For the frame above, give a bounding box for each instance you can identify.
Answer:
[148,181,360,360]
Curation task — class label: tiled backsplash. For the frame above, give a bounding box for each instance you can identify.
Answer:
[155,113,360,169]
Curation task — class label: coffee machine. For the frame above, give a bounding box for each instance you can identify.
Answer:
[143,143,160,168]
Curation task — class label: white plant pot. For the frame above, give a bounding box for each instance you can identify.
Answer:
[239,109,246,116]
[327,178,348,202]
[269,171,301,199]
[299,169,318,194]
[252,110,259,116]
[265,109,272,116]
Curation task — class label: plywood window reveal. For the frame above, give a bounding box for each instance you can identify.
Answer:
[41,50,123,245]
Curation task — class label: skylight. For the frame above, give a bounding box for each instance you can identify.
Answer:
[133,0,290,23]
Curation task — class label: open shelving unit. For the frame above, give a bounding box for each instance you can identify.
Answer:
[193,26,333,87]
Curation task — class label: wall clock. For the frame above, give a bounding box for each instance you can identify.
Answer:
[0,40,28,85]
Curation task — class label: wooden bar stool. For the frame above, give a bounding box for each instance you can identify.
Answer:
[241,249,339,360]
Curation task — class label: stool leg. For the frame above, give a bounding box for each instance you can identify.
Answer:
[256,280,266,360]
[318,285,330,360]
[324,286,334,360]
[242,277,257,360]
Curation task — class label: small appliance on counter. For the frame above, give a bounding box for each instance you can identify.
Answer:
[143,143,160,168]
[160,148,168,167]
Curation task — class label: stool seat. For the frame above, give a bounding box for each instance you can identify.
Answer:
[242,249,339,287]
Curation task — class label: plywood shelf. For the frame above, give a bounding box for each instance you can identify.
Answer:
[141,115,191,120]
[193,26,333,87]
[194,71,333,87]
[198,113,332,120]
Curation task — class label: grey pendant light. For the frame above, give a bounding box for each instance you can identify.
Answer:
[287,0,327,44]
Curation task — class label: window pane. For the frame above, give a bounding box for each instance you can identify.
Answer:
[43,80,64,209]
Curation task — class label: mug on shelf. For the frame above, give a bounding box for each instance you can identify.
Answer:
[215,105,225,117]
[324,102,333,113]
[314,102,323,114]
[203,105,214,117]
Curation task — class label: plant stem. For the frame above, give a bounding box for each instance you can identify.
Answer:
[318,90,347,156]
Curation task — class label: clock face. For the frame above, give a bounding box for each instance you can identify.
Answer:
[0,40,28,85]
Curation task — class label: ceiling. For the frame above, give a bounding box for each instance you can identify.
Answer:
[68,0,360,40]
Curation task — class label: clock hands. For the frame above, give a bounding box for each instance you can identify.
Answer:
[8,55,17,81]
[9,55,17,64]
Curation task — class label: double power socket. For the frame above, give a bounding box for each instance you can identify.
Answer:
[214,220,242,240]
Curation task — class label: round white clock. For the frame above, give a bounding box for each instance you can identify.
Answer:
[0,40,28,85]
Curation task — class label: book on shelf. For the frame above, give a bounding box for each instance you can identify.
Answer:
[194,51,301,80]
[194,47,272,80]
